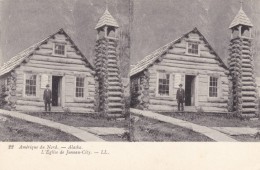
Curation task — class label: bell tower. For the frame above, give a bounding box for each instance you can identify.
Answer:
[228,4,258,118]
[94,8,125,117]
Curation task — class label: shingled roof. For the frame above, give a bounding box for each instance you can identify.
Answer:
[130,28,227,77]
[95,9,119,29]
[0,29,93,77]
[229,8,253,29]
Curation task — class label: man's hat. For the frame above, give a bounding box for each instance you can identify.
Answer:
[179,84,183,87]
[46,84,50,87]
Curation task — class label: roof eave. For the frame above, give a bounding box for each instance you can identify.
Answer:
[95,24,119,30]
[229,23,253,29]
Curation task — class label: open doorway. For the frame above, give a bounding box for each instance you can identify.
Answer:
[185,75,196,106]
[52,76,62,106]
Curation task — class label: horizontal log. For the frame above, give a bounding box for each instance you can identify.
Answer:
[150,96,174,101]
[242,77,254,81]
[242,86,256,90]
[242,63,254,68]
[65,102,94,108]
[168,47,185,54]
[107,108,123,113]
[242,49,251,54]
[17,96,42,102]
[26,62,91,72]
[240,113,257,118]
[201,106,228,113]
[108,103,124,107]
[68,107,95,113]
[164,53,219,64]
[242,102,257,107]
[107,91,123,96]
[199,102,227,108]
[242,97,257,102]
[31,55,86,65]
[154,63,225,72]
[148,104,174,111]
[36,48,52,54]
[107,97,123,101]
[149,98,177,106]
[242,82,256,86]
[16,100,44,106]
[40,43,53,49]
[107,86,122,90]
[21,65,93,75]
[16,105,44,112]
[161,59,219,68]
[200,51,217,59]
[242,108,257,113]
[173,43,186,48]
[49,38,69,45]
[74,92,95,99]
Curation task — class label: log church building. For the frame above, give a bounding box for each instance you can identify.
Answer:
[0,9,125,116]
[130,6,259,117]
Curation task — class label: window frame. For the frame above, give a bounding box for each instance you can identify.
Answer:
[75,77,85,98]
[186,41,200,56]
[156,72,172,97]
[53,43,67,57]
[208,76,218,98]
[24,73,37,97]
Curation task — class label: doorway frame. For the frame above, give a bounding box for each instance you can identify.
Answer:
[184,74,198,107]
[51,75,65,107]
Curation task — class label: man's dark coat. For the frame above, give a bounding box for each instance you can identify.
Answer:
[43,89,52,101]
[176,88,185,102]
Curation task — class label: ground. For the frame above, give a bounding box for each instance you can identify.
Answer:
[24,112,129,141]
[132,115,213,142]
[160,112,260,142]
[23,112,213,142]
[0,115,80,141]
[160,112,260,128]
[3,110,260,142]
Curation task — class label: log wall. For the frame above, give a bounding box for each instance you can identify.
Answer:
[228,37,259,118]
[94,37,125,117]
[131,31,229,113]
[0,73,16,110]
[5,32,96,113]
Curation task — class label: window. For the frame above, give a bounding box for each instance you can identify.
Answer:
[187,42,199,55]
[158,73,170,96]
[25,74,37,96]
[76,77,84,98]
[54,43,65,56]
[209,77,218,97]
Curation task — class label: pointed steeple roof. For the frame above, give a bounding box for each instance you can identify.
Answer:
[95,9,119,30]
[229,7,253,29]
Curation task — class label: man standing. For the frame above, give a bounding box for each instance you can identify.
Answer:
[176,84,185,111]
[43,84,52,112]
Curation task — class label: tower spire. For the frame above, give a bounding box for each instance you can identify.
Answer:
[105,0,108,10]
[240,0,243,10]
[227,4,258,118]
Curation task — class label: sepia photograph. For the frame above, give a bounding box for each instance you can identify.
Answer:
[2,0,260,170]
[0,0,260,144]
